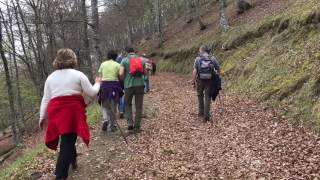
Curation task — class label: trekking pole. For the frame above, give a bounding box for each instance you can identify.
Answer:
[218,95,223,116]
[215,95,221,117]
[218,91,224,116]
[113,115,128,145]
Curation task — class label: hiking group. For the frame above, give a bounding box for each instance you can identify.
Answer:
[98,47,154,134]
[38,45,220,180]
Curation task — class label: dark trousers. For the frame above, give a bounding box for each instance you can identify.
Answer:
[55,133,77,179]
[124,86,144,129]
[197,79,211,119]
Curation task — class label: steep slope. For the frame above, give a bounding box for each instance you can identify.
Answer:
[140,0,320,130]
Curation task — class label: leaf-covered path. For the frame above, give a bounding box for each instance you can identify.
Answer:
[49,73,320,179]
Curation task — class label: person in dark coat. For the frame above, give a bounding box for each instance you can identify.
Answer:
[192,45,220,122]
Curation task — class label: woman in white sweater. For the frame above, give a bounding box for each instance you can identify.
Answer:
[39,48,101,180]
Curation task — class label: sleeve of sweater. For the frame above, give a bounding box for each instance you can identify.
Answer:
[39,79,51,120]
[80,72,100,98]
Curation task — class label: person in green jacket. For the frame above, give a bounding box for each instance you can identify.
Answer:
[119,47,145,133]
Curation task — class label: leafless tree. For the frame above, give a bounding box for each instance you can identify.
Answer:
[219,0,229,32]
[91,0,102,71]
[0,12,18,143]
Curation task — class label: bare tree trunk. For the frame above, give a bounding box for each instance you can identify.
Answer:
[12,0,37,90]
[3,4,25,130]
[91,0,102,70]
[0,18,18,144]
[28,0,48,92]
[126,18,133,45]
[186,0,194,23]
[154,0,163,47]
[219,0,229,32]
[194,0,206,30]
[81,0,93,80]
[142,17,147,38]
[43,0,57,73]
[56,6,66,46]
[15,0,42,96]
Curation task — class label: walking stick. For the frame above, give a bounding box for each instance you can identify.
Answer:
[218,90,224,116]
[218,94,223,116]
[214,95,221,117]
[113,113,128,145]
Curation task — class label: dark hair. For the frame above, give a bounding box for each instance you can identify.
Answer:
[199,45,210,54]
[107,50,118,60]
[125,46,135,53]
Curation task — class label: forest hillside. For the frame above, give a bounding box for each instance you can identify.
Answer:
[141,0,320,130]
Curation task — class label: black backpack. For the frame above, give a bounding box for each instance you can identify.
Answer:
[197,56,215,80]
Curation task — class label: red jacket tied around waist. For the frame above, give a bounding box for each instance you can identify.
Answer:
[45,95,90,150]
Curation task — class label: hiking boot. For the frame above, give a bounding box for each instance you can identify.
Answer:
[133,127,142,133]
[119,113,124,119]
[102,121,108,131]
[128,125,134,131]
[71,158,78,170]
[110,126,118,132]
[134,127,142,134]
[204,117,210,122]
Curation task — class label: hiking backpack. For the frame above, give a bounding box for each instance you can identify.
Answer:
[197,56,215,80]
[145,62,152,71]
[129,57,144,77]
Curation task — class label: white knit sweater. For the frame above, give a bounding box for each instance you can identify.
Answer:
[39,69,100,120]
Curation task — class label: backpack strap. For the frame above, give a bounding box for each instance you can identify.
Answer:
[195,56,202,77]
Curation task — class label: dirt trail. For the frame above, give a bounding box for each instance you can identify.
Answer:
[45,73,320,179]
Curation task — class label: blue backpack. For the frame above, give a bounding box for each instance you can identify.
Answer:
[197,56,215,80]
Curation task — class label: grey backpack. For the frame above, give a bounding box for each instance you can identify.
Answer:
[197,56,215,80]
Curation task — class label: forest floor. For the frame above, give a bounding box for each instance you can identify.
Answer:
[30,73,320,179]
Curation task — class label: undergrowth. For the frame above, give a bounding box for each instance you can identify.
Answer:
[0,103,101,179]
[87,103,102,126]
[0,144,47,179]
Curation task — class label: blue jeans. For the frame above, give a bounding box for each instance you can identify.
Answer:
[118,96,125,113]
[144,78,150,93]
